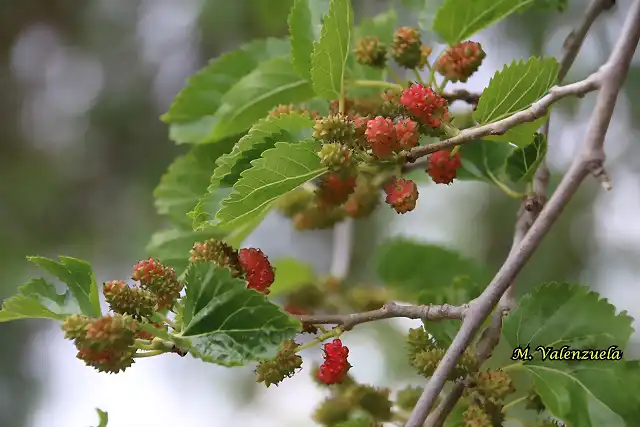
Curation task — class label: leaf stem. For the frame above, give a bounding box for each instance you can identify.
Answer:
[412,68,426,85]
[350,80,403,90]
[441,122,460,138]
[437,78,450,93]
[294,327,343,352]
[502,395,528,412]
[500,361,524,372]
[386,65,405,85]
[486,169,525,199]
[134,339,155,351]
[160,314,179,331]
[133,349,166,358]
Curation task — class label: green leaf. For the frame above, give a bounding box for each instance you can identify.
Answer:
[153,138,237,227]
[433,0,538,45]
[0,278,80,322]
[503,283,639,427]
[288,0,331,79]
[269,258,317,297]
[189,186,233,231]
[207,56,315,142]
[504,282,634,351]
[310,0,354,99]
[212,113,314,187]
[506,133,547,183]
[474,57,560,124]
[215,139,327,228]
[376,238,488,300]
[146,227,226,278]
[178,262,300,366]
[94,409,108,427]
[163,38,289,144]
[456,139,514,183]
[486,115,547,148]
[27,256,101,317]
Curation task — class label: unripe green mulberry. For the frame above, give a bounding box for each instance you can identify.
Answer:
[350,385,393,421]
[354,36,387,68]
[347,286,388,311]
[462,404,492,427]
[269,104,320,119]
[406,326,434,359]
[343,175,380,219]
[450,349,479,380]
[275,188,315,217]
[467,369,515,403]
[411,347,445,377]
[293,204,346,230]
[255,340,302,387]
[77,345,136,374]
[61,314,91,342]
[284,283,326,311]
[391,27,423,69]
[189,239,243,278]
[313,114,356,145]
[103,280,157,319]
[395,385,423,411]
[313,396,352,426]
[131,258,184,310]
[318,142,352,171]
[84,314,136,350]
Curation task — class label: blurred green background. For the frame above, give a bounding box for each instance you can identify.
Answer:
[0,0,639,426]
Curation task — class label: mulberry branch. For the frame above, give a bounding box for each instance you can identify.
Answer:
[405,2,640,426]
[295,301,468,331]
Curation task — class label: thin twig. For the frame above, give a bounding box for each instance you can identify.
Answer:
[558,0,617,81]
[442,89,481,105]
[405,3,640,425]
[405,73,602,162]
[296,301,468,331]
[330,218,354,280]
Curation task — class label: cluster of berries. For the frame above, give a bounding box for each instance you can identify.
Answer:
[271,27,486,227]
[354,26,432,70]
[354,25,485,82]
[190,239,275,295]
[60,257,186,373]
[60,237,279,374]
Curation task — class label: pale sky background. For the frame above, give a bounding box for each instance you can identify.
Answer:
[7,0,639,426]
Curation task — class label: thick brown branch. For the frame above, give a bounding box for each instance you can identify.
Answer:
[406,74,602,162]
[405,2,640,426]
[296,302,468,331]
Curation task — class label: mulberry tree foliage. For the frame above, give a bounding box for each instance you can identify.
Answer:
[2,0,639,426]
